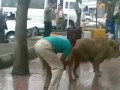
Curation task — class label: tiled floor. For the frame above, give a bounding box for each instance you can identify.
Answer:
[1,57,120,90]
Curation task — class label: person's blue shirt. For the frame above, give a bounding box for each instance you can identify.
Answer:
[43,36,72,58]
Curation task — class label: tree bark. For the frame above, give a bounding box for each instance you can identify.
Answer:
[75,0,81,28]
[75,8,81,28]
[12,0,30,75]
[103,0,118,20]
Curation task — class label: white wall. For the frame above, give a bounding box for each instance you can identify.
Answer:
[0,0,1,7]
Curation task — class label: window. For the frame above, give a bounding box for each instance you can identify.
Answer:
[1,0,18,7]
[29,0,45,9]
[65,2,76,9]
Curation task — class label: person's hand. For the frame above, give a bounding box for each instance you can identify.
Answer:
[65,60,69,66]
[63,60,70,70]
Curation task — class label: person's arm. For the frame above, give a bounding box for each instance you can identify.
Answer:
[61,46,71,69]
[60,54,66,70]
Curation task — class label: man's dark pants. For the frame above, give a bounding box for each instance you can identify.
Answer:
[44,22,52,37]
[0,28,5,43]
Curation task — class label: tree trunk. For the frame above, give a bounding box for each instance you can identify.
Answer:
[12,0,30,75]
[103,0,118,20]
[76,10,81,28]
[75,1,81,28]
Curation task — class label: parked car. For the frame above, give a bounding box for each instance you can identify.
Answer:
[82,21,106,30]
[84,15,93,21]
[4,19,44,43]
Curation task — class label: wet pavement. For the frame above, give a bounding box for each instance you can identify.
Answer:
[1,57,120,90]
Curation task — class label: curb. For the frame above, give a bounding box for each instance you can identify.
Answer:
[50,32,66,36]
[0,46,37,69]
[0,40,38,69]
[28,47,37,60]
[0,33,66,69]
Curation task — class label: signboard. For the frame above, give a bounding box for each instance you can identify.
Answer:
[82,0,97,8]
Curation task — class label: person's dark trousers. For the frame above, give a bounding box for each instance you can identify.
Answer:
[0,28,5,43]
[44,22,52,37]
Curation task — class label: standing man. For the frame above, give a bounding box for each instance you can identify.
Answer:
[34,36,72,90]
[55,4,65,31]
[114,7,120,41]
[44,2,53,37]
[0,7,7,43]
